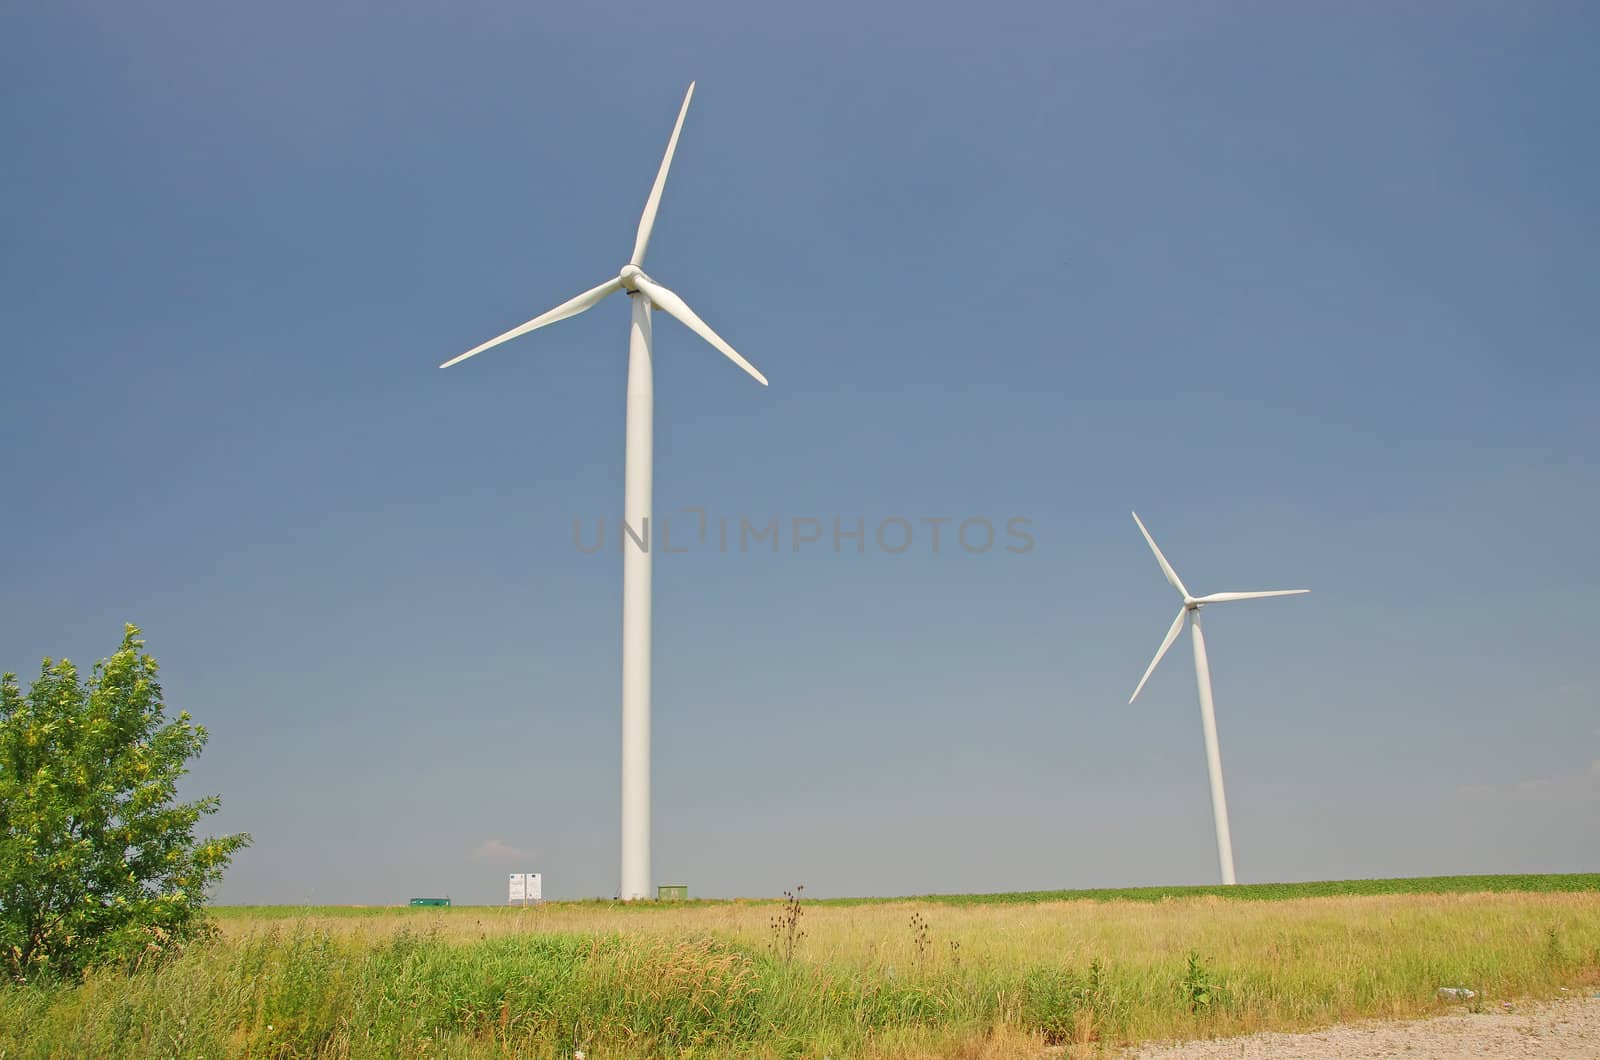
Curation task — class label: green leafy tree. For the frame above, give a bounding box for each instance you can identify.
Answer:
[0,624,248,980]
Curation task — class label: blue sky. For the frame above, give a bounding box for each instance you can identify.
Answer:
[2,1,1596,903]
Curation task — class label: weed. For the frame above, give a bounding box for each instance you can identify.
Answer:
[1085,956,1107,1019]
[909,912,932,964]
[769,886,805,964]
[1181,951,1220,1015]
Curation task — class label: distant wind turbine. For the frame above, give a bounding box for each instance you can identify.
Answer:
[1126,511,1308,885]
[442,82,766,900]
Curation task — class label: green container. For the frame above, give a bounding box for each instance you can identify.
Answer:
[657,884,688,901]
[409,897,451,907]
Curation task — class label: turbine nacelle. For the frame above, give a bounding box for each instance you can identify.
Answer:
[1126,511,1309,706]
[439,82,767,387]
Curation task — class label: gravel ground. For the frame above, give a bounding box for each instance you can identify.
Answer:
[1123,997,1600,1059]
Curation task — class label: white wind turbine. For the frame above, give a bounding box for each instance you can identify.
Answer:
[441,83,766,901]
[1126,512,1308,885]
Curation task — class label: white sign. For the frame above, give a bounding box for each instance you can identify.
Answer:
[508,872,543,904]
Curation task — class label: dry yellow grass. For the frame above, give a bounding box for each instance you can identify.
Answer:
[5,890,1598,1058]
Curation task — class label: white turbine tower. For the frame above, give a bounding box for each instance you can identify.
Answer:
[1126,511,1308,886]
[441,83,766,901]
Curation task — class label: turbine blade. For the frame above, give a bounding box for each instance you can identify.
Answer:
[1130,607,1188,704]
[1192,590,1310,604]
[440,278,624,368]
[630,82,695,268]
[1131,512,1189,598]
[633,275,768,386]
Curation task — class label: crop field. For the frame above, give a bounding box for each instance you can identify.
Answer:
[3,875,1598,1059]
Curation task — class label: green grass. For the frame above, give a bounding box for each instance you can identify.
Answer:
[863,872,1600,907]
[5,876,1598,1059]
[208,872,1600,919]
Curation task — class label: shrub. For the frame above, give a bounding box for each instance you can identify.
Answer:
[0,625,248,980]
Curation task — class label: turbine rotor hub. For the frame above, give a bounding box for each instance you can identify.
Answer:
[619,263,645,290]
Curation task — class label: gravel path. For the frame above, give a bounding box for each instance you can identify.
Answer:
[1123,998,1600,1059]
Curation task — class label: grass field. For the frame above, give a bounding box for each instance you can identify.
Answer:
[3,875,1597,1058]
